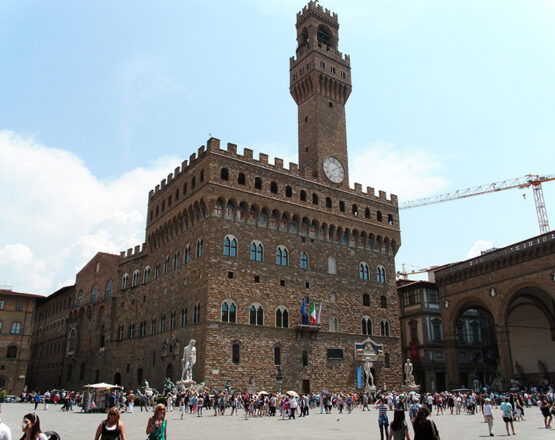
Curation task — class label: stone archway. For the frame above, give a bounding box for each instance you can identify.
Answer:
[114,372,121,386]
[503,286,555,385]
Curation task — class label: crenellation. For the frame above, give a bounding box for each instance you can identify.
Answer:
[181,159,188,170]
[274,157,284,169]
[155,184,160,193]
[167,173,173,183]
[227,143,237,154]
[206,137,220,150]
[289,162,298,172]
[126,248,133,257]
[174,167,180,177]
[120,251,125,257]
[378,190,386,200]
[259,153,268,164]
[366,187,375,197]
[243,148,253,159]
[354,183,362,192]
[198,145,206,156]
[390,194,398,205]
[161,178,166,188]
[189,152,196,163]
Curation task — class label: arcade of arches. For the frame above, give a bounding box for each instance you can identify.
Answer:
[435,231,554,390]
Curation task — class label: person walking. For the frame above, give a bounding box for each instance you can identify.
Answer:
[388,409,410,440]
[412,407,440,440]
[146,404,167,440]
[539,395,552,429]
[94,407,127,440]
[376,399,390,440]
[483,398,494,437]
[127,391,134,414]
[500,397,515,436]
[33,393,40,411]
[20,413,47,440]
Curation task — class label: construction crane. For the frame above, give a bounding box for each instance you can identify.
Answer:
[396,264,429,278]
[400,174,555,234]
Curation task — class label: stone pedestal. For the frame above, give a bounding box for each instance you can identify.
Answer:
[401,384,420,393]
[176,379,195,391]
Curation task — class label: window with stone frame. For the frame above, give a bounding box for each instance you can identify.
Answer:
[224,235,238,257]
[359,262,370,280]
[300,252,309,270]
[6,345,17,358]
[328,257,336,274]
[181,308,188,326]
[380,295,387,309]
[184,245,191,263]
[237,172,246,185]
[300,190,307,201]
[160,315,166,332]
[196,239,203,258]
[377,211,383,222]
[91,285,98,303]
[362,293,370,306]
[173,252,180,269]
[275,306,289,328]
[329,316,339,332]
[163,256,170,274]
[254,177,262,189]
[232,343,240,364]
[376,265,386,283]
[361,316,372,335]
[250,241,263,261]
[122,274,129,290]
[409,320,418,343]
[285,186,292,197]
[220,168,229,181]
[129,323,135,339]
[143,267,151,283]
[249,303,264,325]
[276,246,288,266]
[380,319,390,337]
[150,319,156,335]
[274,346,281,365]
[302,350,308,366]
[154,264,160,279]
[193,304,200,323]
[170,312,176,330]
[132,270,140,287]
[221,300,237,323]
[140,321,147,337]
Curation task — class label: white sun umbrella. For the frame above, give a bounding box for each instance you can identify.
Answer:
[286,390,299,398]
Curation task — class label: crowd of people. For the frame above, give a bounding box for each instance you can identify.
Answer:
[2,385,553,439]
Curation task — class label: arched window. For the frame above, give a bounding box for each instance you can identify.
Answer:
[254,177,262,189]
[329,316,339,332]
[224,235,237,257]
[328,257,336,274]
[300,252,309,270]
[361,316,372,335]
[388,214,394,225]
[352,204,358,216]
[237,172,246,185]
[172,252,180,269]
[132,270,140,287]
[221,300,236,323]
[249,303,264,326]
[300,190,307,201]
[193,304,200,324]
[326,197,332,208]
[163,256,170,274]
[196,238,203,258]
[232,343,240,364]
[380,295,387,309]
[250,241,263,261]
[285,186,292,197]
[312,193,318,205]
[10,322,21,335]
[274,346,281,365]
[181,308,188,326]
[377,265,386,283]
[359,262,370,280]
[160,315,166,332]
[339,201,345,212]
[6,345,17,358]
[275,306,289,328]
[276,246,288,266]
[104,281,113,299]
[270,182,278,193]
[380,319,390,337]
[77,289,84,306]
[377,211,383,222]
[184,245,191,263]
[365,208,370,218]
[362,293,370,306]
[143,267,151,283]
[90,285,98,303]
[220,168,229,181]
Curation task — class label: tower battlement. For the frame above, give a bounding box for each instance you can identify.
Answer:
[297,1,338,27]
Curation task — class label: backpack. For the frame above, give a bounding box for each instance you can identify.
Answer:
[44,432,61,440]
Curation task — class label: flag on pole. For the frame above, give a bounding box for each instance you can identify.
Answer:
[317,302,322,325]
[301,298,307,325]
[310,300,317,325]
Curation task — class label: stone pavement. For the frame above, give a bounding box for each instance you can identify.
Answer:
[1,402,553,439]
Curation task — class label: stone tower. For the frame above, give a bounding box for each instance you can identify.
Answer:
[290,1,352,189]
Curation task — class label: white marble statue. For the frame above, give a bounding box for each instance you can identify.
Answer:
[181,339,197,382]
[404,358,415,385]
[364,359,374,388]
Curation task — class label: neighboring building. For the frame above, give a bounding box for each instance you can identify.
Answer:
[27,285,75,391]
[435,231,555,390]
[0,288,41,394]
[64,252,119,390]
[397,279,445,392]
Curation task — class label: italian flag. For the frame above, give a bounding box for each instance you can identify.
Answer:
[310,301,317,325]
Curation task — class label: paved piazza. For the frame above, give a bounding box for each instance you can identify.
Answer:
[1,402,553,439]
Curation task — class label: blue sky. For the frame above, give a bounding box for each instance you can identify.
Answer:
[1,0,554,294]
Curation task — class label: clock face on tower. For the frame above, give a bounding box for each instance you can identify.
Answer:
[323,156,345,183]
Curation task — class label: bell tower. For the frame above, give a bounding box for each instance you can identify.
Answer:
[290,1,352,188]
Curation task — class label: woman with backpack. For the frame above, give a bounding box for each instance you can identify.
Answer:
[388,409,410,440]
[94,407,126,440]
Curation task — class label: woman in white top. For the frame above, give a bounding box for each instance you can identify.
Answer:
[483,398,494,437]
[20,413,47,440]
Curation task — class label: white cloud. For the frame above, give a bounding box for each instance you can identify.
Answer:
[350,141,448,200]
[465,240,494,259]
[0,130,179,295]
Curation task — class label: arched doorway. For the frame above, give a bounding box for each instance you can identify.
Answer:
[506,287,555,385]
[455,307,498,390]
[114,372,121,385]
[166,364,174,381]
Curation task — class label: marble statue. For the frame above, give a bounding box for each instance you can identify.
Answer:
[364,359,374,388]
[404,359,415,386]
[181,339,197,382]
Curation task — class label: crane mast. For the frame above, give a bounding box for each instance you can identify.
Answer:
[400,174,554,234]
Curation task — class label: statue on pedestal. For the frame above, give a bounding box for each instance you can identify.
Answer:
[404,359,415,386]
[181,339,197,382]
[364,359,374,388]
